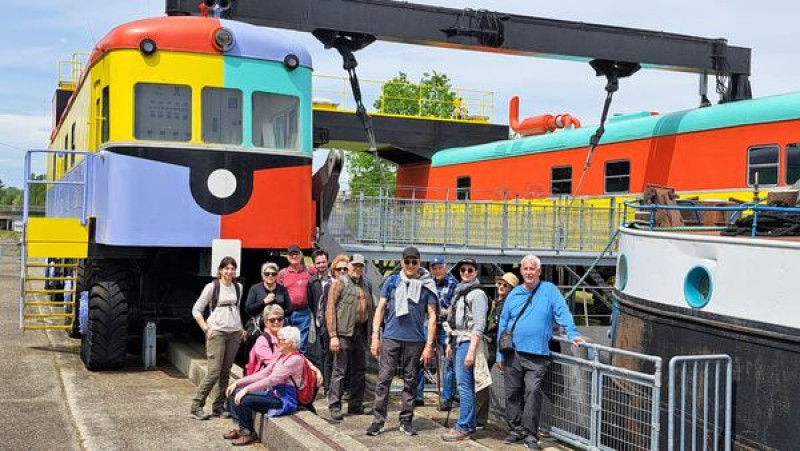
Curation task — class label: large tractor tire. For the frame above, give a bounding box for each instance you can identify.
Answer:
[80,261,130,370]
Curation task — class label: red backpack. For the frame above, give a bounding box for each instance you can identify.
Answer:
[290,352,319,408]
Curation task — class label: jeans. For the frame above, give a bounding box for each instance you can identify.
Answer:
[287,308,311,355]
[228,389,283,437]
[191,330,240,412]
[415,325,454,402]
[454,340,476,432]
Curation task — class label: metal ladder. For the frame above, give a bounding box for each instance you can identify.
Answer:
[19,150,92,331]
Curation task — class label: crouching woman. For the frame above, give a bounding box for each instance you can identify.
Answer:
[223,326,305,446]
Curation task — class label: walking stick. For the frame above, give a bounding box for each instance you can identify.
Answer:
[443,340,459,428]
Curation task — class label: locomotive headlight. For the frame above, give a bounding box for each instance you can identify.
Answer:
[212,28,235,52]
[139,38,157,55]
[284,54,300,71]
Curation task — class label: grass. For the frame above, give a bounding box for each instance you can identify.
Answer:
[0,230,21,241]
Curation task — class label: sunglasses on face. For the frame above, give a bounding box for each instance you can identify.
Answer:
[496,282,510,289]
[263,271,277,277]
[335,266,349,272]
[403,259,419,266]
[460,266,476,274]
[266,317,284,324]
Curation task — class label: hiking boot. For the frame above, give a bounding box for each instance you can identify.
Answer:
[437,400,452,412]
[414,399,425,407]
[366,422,385,436]
[329,407,344,421]
[231,434,258,446]
[190,409,211,420]
[441,428,472,442]
[503,429,527,444]
[223,429,241,440]
[212,408,231,419]
[399,420,418,436]
[524,435,541,450]
[347,406,373,416]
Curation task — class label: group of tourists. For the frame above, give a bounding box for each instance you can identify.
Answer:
[189,245,584,449]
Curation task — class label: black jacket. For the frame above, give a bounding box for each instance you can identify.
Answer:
[245,282,291,318]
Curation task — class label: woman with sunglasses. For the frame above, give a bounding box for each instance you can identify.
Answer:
[245,262,292,320]
[245,304,286,376]
[442,258,490,442]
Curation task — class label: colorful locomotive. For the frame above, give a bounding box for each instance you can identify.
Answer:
[46,16,315,369]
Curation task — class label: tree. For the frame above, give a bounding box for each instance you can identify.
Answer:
[374,71,461,119]
[347,71,461,196]
[346,151,397,197]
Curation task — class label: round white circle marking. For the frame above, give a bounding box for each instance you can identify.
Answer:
[207,169,237,199]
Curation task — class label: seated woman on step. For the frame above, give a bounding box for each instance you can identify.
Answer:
[244,304,285,375]
[223,326,320,446]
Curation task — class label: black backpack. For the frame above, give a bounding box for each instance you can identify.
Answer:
[207,278,242,315]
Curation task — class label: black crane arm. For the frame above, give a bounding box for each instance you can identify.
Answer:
[167,0,751,101]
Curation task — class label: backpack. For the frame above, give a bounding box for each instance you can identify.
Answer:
[207,278,242,316]
[290,352,319,409]
[447,285,485,332]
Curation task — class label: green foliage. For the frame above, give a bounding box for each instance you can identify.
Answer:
[346,151,396,197]
[0,174,45,207]
[374,71,462,119]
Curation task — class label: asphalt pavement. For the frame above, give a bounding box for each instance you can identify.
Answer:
[0,255,257,450]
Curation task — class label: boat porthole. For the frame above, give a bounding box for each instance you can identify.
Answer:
[684,266,713,308]
[616,254,628,290]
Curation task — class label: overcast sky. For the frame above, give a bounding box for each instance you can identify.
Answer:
[1,1,796,187]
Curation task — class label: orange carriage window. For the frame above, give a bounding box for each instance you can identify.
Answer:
[786,144,800,185]
[605,160,630,193]
[456,176,471,200]
[747,145,778,186]
[551,165,572,195]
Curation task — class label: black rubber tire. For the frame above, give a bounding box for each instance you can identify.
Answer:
[80,261,130,371]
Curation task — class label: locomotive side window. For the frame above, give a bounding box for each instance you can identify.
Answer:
[551,166,572,195]
[605,160,630,193]
[786,144,800,184]
[456,176,471,200]
[202,88,242,145]
[747,145,778,186]
[252,92,299,150]
[134,83,192,142]
[101,86,110,143]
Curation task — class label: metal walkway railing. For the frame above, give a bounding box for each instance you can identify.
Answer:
[327,194,627,263]
[539,337,733,451]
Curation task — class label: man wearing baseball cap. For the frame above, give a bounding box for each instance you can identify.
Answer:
[277,244,317,354]
[367,246,438,437]
[414,256,458,409]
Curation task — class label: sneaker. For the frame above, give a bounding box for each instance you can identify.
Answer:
[441,428,472,442]
[330,407,344,421]
[437,400,452,412]
[503,429,527,444]
[524,435,541,450]
[190,409,211,420]
[366,422,385,436]
[212,408,231,419]
[475,424,486,431]
[399,421,418,436]
[414,399,425,407]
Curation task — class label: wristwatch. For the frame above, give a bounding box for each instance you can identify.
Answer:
[425,341,434,348]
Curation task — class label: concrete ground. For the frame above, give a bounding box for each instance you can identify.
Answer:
[0,254,249,450]
[1,246,573,450]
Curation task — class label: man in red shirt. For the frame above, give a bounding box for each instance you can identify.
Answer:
[277,244,317,354]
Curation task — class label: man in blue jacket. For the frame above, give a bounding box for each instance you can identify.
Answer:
[496,254,584,450]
